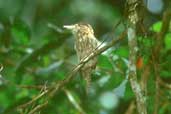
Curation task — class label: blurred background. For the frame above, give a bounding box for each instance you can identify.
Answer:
[0,0,171,114]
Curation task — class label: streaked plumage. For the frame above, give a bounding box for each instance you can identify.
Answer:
[64,23,99,93]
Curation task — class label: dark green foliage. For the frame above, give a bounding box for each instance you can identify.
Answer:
[0,0,171,114]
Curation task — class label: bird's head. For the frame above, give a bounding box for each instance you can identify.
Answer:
[63,23,94,38]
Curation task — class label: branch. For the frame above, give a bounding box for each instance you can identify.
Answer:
[126,0,147,114]
[48,30,126,97]
[18,89,48,109]
[28,101,48,114]
[158,78,171,89]
[153,9,171,114]
[124,101,136,114]
[64,89,86,114]
[18,31,126,112]
[17,85,47,90]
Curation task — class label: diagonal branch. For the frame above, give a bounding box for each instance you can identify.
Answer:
[64,88,87,114]
[48,31,126,97]
[17,31,126,113]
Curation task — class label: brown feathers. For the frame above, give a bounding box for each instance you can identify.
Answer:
[64,23,99,93]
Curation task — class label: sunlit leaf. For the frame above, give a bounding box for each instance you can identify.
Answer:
[164,33,171,50]
[114,47,129,58]
[151,21,162,32]
[98,55,113,69]
[43,56,50,66]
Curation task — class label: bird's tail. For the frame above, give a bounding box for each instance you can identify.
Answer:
[82,68,92,94]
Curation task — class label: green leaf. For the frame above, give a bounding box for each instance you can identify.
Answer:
[114,47,129,58]
[142,38,153,47]
[43,56,50,66]
[106,73,124,89]
[124,84,134,101]
[98,55,113,69]
[0,93,11,108]
[56,71,66,80]
[160,70,171,78]
[159,104,171,114]
[21,74,35,85]
[151,21,162,32]
[164,33,171,50]
[11,20,30,45]
[16,89,29,99]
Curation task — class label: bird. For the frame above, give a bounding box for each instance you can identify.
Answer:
[64,23,100,93]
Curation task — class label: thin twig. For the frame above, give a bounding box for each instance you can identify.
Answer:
[17,85,47,90]
[64,88,86,114]
[48,31,126,97]
[158,78,171,89]
[18,89,48,109]
[17,31,126,112]
[124,101,136,114]
[28,101,48,114]
[152,10,171,114]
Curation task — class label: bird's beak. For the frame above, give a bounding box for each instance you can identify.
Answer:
[63,25,75,30]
